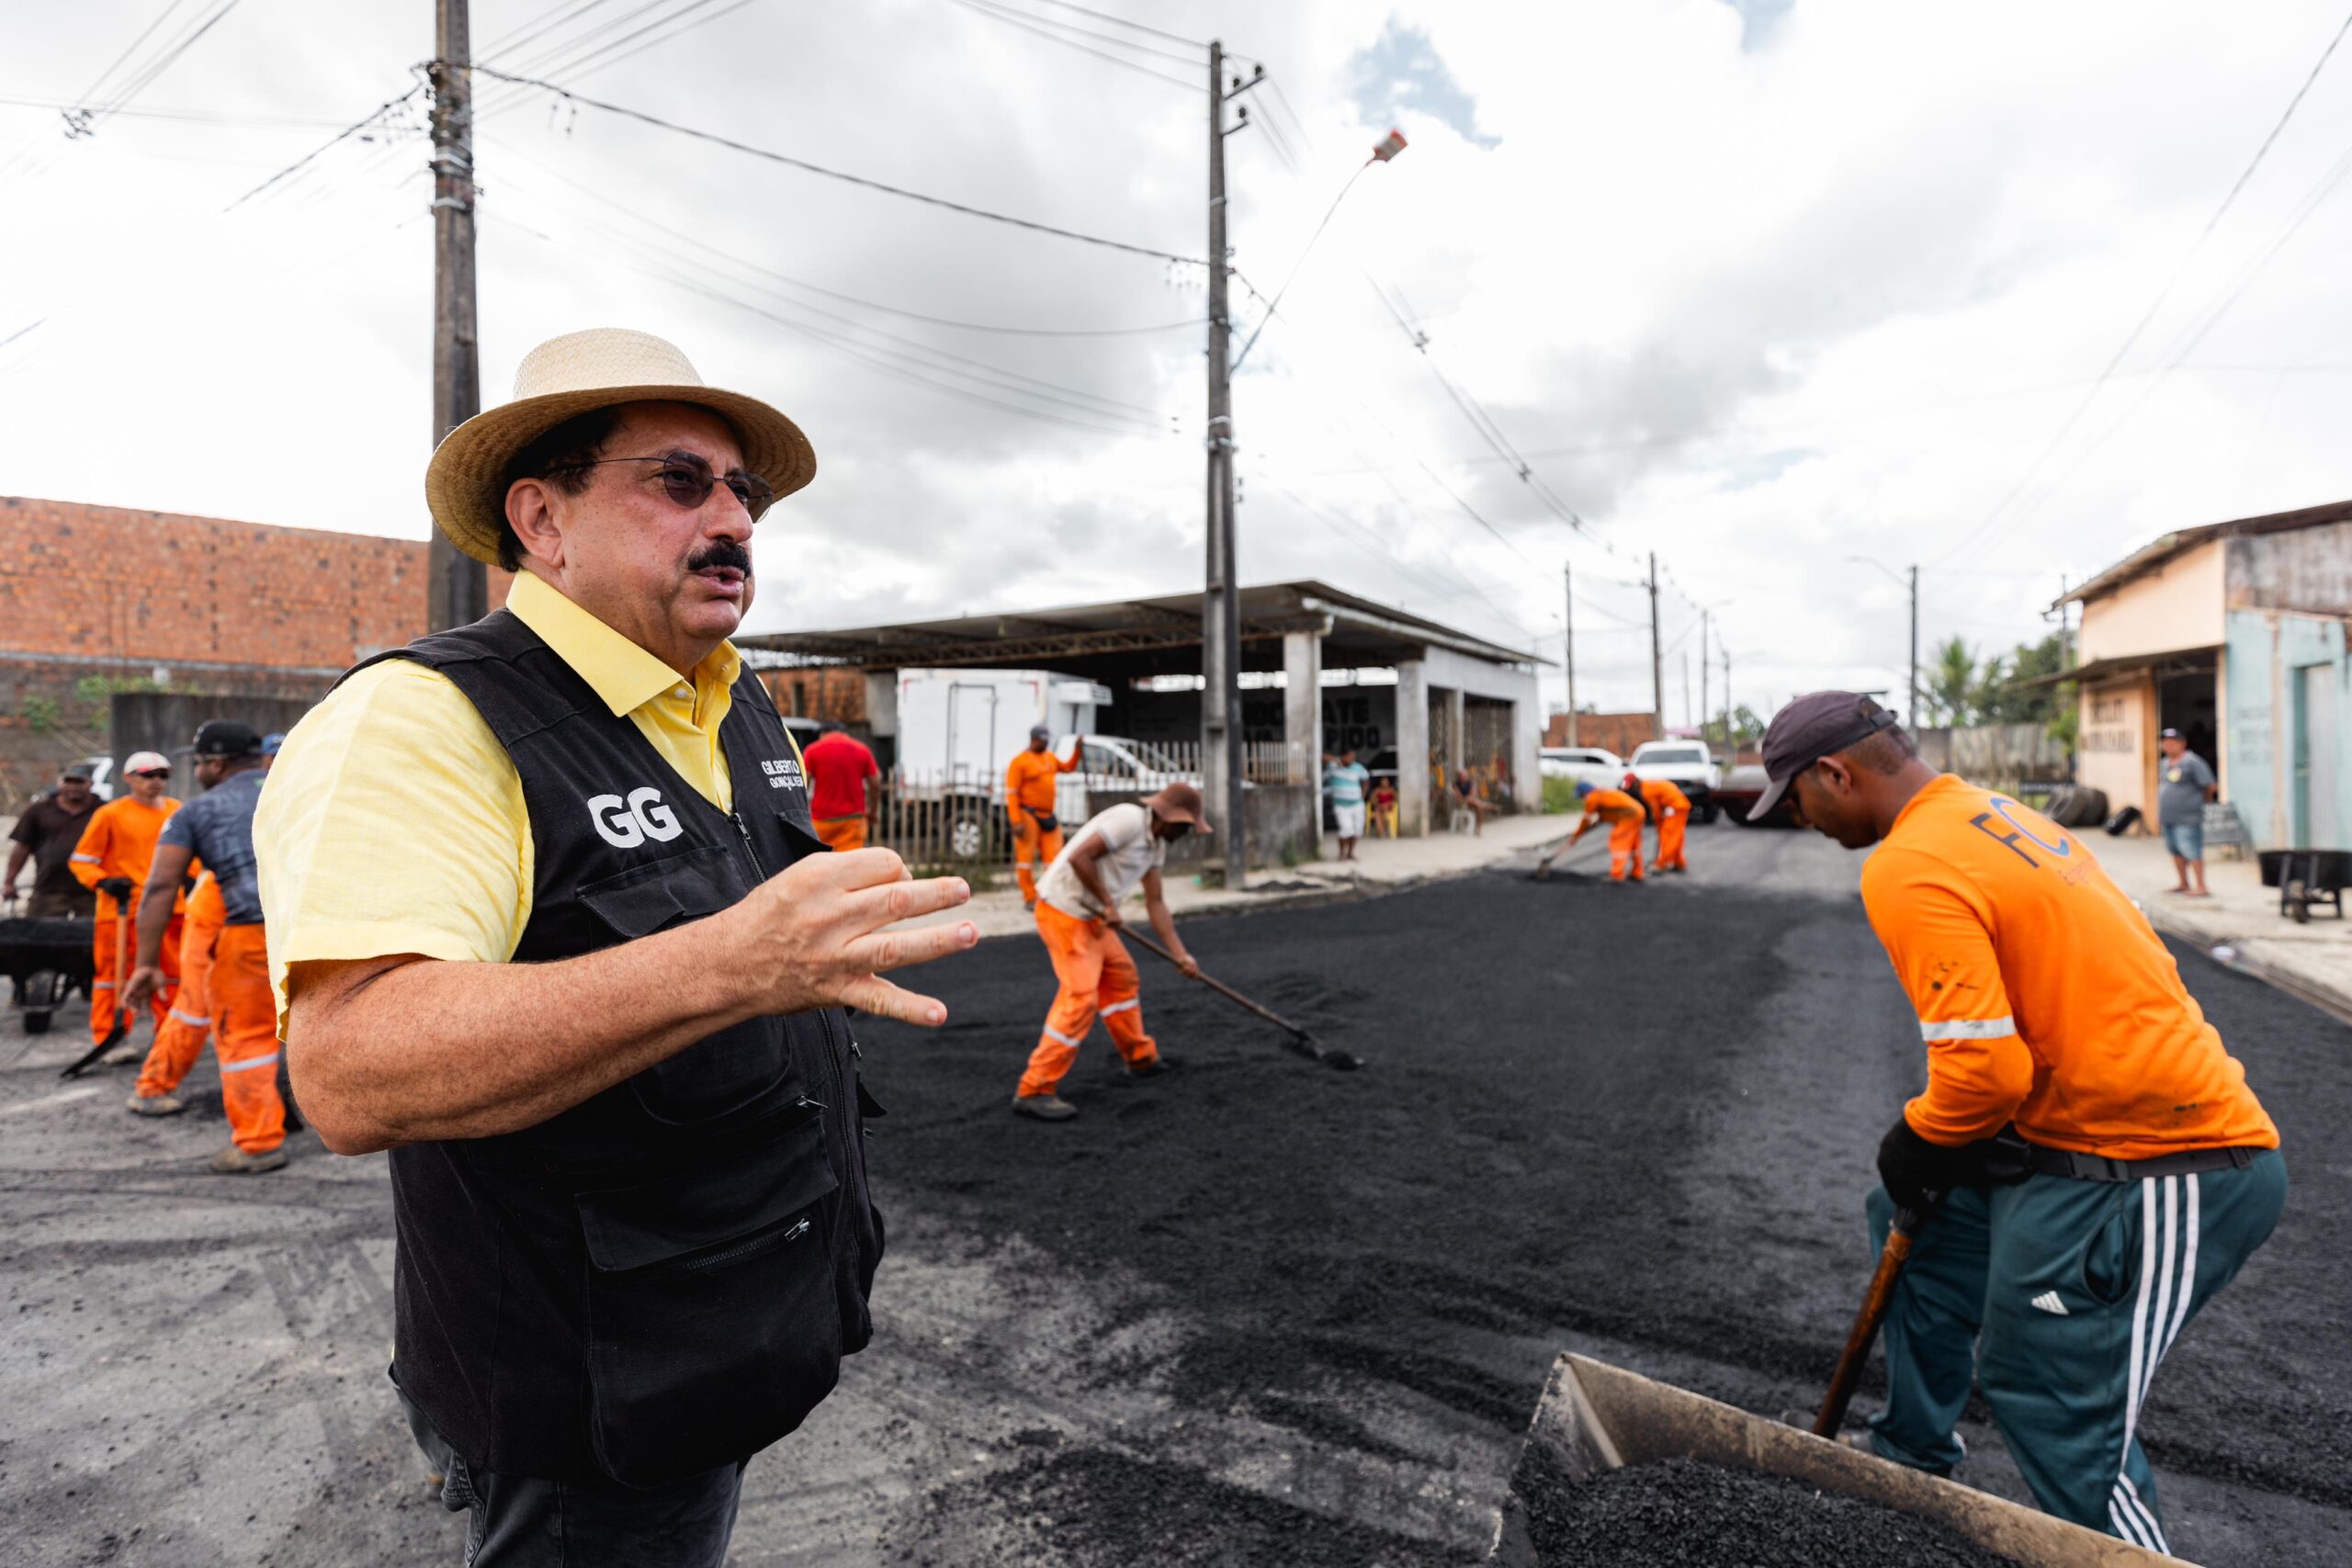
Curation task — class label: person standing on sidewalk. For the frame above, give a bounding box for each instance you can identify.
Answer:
[124,721,288,1173]
[2157,728,2218,898]
[1006,725,1080,909]
[1012,784,1208,1122]
[6,761,99,918]
[1754,691,2282,1552]
[803,721,879,852]
[1323,748,1371,862]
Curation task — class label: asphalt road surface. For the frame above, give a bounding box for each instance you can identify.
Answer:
[2,824,2346,1566]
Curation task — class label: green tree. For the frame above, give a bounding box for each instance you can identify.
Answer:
[1920,636,1979,727]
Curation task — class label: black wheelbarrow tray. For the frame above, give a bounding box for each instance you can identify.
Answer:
[2257,850,2352,924]
[1,916,96,1033]
[1488,1353,2190,1566]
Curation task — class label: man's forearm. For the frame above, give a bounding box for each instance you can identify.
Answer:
[4,845,26,893]
[290,920,774,1154]
[1146,896,1184,960]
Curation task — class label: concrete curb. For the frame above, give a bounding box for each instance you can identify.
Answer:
[2138,904,2352,1030]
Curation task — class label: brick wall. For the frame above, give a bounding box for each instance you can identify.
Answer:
[1543,711,1659,758]
[762,666,868,727]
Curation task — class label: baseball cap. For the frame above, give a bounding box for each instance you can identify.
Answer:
[124,750,172,776]
[262,732,286,757]
[1029,724,1052,742]
[2159,727,2184,740]
[1147,781,1214,833]
[1748,692,1899,822]
[191,719,264,758]
[59,761,94,781]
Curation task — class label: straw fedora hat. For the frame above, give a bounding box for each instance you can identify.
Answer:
[424,327,818,566]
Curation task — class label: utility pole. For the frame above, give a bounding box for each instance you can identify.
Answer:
[1202,43,1257,886]
[1562,560,1577,746]
[1646,552,1664,742]
[427,0,485,631]
[1907,563,1919,728]
[1699,610,1710,746]
[1722,647,1733,753]
[1681,653,1691,734]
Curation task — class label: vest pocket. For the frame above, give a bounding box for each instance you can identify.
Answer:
[578,845,792,1122]
[575,1114,844,1484]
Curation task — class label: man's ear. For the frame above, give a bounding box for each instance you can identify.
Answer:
[505,479,566,570]
[1814,753,1855,795]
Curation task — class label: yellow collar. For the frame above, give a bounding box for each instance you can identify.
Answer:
[506,571,742,717]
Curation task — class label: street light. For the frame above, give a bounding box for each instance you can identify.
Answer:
[1228,128,1407,374]
[1847,556,1918,727]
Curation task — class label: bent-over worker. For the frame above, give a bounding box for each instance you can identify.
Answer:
[125,721,288,1173]
[1625,771,1690,874]
[1756,691,2283,1552]
[1012,782,1208,1122]
[1566,780,1646,883]
[802,720,878,852]
[70,750,181,1045]
[1005,724,1079,909]
[254,328,977,1565]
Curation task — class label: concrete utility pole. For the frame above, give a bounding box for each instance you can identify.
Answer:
[1907,563,1919,728]
[1562,560,1577,746]
[1646,552,1664,742]
[428,0,485,632]
[1723,647,1732,751]
[1699,610,1710,745]
[1202,43,1261,885]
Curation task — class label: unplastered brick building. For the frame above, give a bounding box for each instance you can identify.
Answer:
[0,496,429,807]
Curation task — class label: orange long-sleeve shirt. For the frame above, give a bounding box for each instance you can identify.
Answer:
[1634,778,1689,817]
[70,795,182,920]
[1860,774,2278,1160]
[1006,744,1079,816]
[1580,786,1643,824]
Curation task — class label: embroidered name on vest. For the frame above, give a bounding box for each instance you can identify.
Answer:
[761,757,806,791]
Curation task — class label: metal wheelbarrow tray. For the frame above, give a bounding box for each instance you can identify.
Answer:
[1489,1353,2190,1567]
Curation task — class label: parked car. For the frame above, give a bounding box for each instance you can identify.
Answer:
[1714,762,1799,828]
[1629,739,1723,823]
[1539,746,1626,792]
[76,756,116,802]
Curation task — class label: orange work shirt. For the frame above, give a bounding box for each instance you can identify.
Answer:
[1005,745,1078,815]
[1635,778,1689,817]
[1861,774,2278,1160]
[1581,786,1643,823]
[70,795,183,920]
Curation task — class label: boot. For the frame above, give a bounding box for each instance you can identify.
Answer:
[209,1145,288,1175]
[1011,1094,1079,1122]
[126,1092,186,1117]
[1125,1054,1174,1078]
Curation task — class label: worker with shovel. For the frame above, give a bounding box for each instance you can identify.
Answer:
[1559,779,1646,882]
[1757,691,2283,1553]
[1624,770,1690,874]
[1012,783,1207,1122]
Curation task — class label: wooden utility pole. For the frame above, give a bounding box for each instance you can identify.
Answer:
[1562,560,1577,746]
[427,0,486,632]
[1646,552,1664,742]
[1202,44,1259,884]
[1906,563,1919,728]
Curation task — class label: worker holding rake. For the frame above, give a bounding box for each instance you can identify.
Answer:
[1625,770,1690,874]
[1758,691,2283,1552]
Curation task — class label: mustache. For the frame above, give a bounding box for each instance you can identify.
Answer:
[687,540,753,576]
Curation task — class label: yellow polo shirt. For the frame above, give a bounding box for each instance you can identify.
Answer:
[254,570,743,1033]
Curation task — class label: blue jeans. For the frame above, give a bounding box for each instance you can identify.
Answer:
[2162,820,2203,862]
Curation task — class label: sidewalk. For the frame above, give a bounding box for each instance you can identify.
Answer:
[895,810,1575,939]
[2094,833,2352,1025]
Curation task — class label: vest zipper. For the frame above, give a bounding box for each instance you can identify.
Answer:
[729,810,766,878]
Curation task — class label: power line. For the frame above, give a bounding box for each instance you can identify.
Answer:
[221,82,427,211]
[73,0,194,111]
[952,0,1202,68]
[470,63,1204,264]
[480,0,620,60]
[938,0,1198,90]
[1023,0,1204,50]
[1939,5,2352,565]
[86,1,243,128]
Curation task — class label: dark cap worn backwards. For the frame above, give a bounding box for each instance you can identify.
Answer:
[1748,691,1898,822]
[190,719,264,759]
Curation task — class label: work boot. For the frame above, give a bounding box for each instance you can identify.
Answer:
[1125,1054,1174,1078]
[125,1092,186,1117]
[1011,1093,1079,1122]
[209,1145,288,1175]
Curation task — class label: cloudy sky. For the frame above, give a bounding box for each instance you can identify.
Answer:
[6,0,2352,723]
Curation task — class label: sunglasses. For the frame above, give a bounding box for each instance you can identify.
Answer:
[130,769,171,779]
[555,453,776,521]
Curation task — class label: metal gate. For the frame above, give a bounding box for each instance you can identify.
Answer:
[2299,664,2341,848]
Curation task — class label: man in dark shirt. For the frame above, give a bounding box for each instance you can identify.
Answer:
[7,762,99,918]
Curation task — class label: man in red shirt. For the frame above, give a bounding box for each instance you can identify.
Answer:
[802,723,880,852]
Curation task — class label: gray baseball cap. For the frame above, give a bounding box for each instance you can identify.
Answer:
[1749,691,1899,821]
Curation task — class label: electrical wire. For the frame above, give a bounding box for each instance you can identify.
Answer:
[937,0,1199,91]
[480,0,621,61]
[85,1,243,128]
[71,0,194,111]
[1022,0,1204,50]
[470,64,1204,264]
[221,83,427,211]
[951,0,1203,67]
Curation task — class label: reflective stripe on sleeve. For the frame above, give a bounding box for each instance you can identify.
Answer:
[167,1010,212,1029]
[219,1051,282,1074]
[71,852,102,863]
[1917,1016,2016,1040]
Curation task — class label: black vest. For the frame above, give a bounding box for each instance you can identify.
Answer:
[352,611,884,1486]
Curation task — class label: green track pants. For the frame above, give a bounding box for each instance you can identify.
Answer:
[1862,1150,2286,1553]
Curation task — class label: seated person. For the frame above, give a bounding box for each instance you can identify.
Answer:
[1369,777,1399,838]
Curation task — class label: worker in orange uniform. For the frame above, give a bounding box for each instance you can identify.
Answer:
[1566,779,1647,882]
[1757,692,2283,1551]
[124,721,288,1173]
[70,749,182,1047]
[1012,783,1209,1122]
[1624,770,1691,874]
[126,868,223,1117]
[1005,724,1080,910]
[802,721,879,852]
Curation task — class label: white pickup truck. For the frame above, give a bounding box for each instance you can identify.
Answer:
[1629,739,1724,824]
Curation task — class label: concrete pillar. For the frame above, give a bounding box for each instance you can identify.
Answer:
[1283,630,1325,858]
[1396,659,1430,836]
[1446,687,1467,774]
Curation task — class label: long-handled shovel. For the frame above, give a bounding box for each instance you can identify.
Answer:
[62,902,135,1079]
[1811,1204,1923,1438]
[1125,928,1363,1071]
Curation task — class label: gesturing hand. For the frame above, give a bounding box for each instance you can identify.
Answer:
[724,848,977,1026]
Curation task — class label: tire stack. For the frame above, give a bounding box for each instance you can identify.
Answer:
[2034,784,2110,829]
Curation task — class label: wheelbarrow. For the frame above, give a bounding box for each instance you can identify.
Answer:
[2258,849,2352,925]
[0,914,95,1039]
[1487,1353,2188,1566]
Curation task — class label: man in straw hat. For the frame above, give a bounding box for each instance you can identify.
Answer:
[254,328,978,1562]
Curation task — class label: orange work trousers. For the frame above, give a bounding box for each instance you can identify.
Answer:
[1652,808,1687,873]
[209,925,286,1155]
[137,886,224,1098]
[1017,903,1159,1098]
[813,816,868,852]
[88,897,178,1046]
[1011,809,1065,905]
[1606,813,1646,881]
